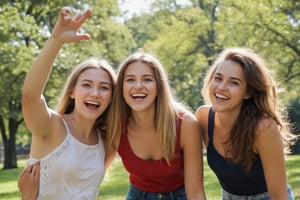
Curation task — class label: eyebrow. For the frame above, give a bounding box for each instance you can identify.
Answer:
[215,72,243,83]
[81,79,111,85]
[124,74,154,78]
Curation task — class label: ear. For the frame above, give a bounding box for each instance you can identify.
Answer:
[243,91,251,100]
[70,90,75,99]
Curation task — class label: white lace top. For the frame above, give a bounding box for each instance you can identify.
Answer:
[27,119,105,200]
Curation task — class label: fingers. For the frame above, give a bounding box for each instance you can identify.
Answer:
[19,164,33,177]
[19,162,40,177]
[74,8,92,22]
[60,7,92,24]
[33,162,41,182]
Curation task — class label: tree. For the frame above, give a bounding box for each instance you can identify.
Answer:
[125,0,223,110]
[123,0,299,152]
[216,0,300,101]
[0,4,39,168]
[0,0,134,169]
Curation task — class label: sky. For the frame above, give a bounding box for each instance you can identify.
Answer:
[119,0,153,16]
[119,0,190,16]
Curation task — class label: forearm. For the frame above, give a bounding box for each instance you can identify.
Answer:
[22,37,63,98]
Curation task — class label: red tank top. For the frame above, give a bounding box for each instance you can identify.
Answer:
[117,116,184,192]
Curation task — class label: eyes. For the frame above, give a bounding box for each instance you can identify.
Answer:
[213,75,241,86]
[124,76,154,83]
[81,82,111,91]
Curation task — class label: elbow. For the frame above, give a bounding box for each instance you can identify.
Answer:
[21,89,31,106]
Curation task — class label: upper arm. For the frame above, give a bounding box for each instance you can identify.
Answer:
[195,105,210,148]
[22,93,55,137]
[104,136,120,170]
[181,113,206,199]
[104,144,117,170]
[255,119,288,199]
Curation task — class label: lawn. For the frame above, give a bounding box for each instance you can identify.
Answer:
[0,155,299,199]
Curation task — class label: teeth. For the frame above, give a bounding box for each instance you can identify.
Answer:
[216,93,228,100]
[86,101,100,106]
[132,94,146,97]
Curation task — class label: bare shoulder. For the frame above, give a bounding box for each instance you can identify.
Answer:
[256,117,280,138]
[254,117,282,153]
[180,112,202,148]
[195,105,210,125]
[181,111,197,122]
[195,105,211,147]
[180,112,200,133]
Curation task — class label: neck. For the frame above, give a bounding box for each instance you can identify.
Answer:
[129,111,155,130]
[65,113,95,137]
[215,109,240,134]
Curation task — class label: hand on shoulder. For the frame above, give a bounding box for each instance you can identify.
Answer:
[18,162,40,200]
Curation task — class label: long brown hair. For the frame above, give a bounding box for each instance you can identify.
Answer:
[202,48,296,171]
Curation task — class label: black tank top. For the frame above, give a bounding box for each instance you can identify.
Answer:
[207,107,268,195]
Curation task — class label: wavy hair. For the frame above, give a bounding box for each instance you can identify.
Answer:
[202,48,296,171]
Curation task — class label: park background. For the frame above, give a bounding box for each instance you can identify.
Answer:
[0,0,299,199]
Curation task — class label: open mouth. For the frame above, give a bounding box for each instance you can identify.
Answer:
[132,93,146,99]
[215,93,229,100]
[85,101,100,109]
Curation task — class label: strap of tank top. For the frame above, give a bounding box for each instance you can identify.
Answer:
[61,117,70,135]
[208,107,215,139]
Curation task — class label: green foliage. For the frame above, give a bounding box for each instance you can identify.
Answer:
[0,0,134,167]
[1,156,299,199]
[216,0,300,101]
[124,0,300,114]
[0,0,299,166]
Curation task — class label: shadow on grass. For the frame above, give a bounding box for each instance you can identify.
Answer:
[0,191,20,200]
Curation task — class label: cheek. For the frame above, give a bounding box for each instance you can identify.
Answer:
[122,84,131,98]
[148,82,157,93]
[103,92,112,103]
[208,82,215,92]
[122,82,129,92]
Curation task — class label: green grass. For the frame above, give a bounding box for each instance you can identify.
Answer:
[0,155,299,199]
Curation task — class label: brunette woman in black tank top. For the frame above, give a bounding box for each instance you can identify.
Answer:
[195,48,297,200]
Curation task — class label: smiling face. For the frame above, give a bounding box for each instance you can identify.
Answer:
[70,68,113,120]
[123,61,157,113]
[209,60,250,113]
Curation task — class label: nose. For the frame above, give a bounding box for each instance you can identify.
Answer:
[134,80,143,89]
[91,87,100,97]
[217,81,227,91]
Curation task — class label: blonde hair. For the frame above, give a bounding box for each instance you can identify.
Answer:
[56,57,116,131]
[107,51,187,162]
[202,47,296,171]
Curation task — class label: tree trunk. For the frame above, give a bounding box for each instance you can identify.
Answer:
[3,138,17,169]
[0,115,19,169]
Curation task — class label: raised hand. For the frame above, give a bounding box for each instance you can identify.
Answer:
[51,7,92,44]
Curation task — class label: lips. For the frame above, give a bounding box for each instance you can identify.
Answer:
[85,101,100,108]
[132,93,146,99]
[215,93,229,100]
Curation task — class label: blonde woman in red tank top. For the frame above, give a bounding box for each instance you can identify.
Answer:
[106,52,207,200]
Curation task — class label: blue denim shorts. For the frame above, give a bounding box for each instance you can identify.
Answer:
[222,185,295,200]
[125,184,186,200]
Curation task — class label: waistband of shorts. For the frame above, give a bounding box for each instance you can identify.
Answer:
[129,184,185,198]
